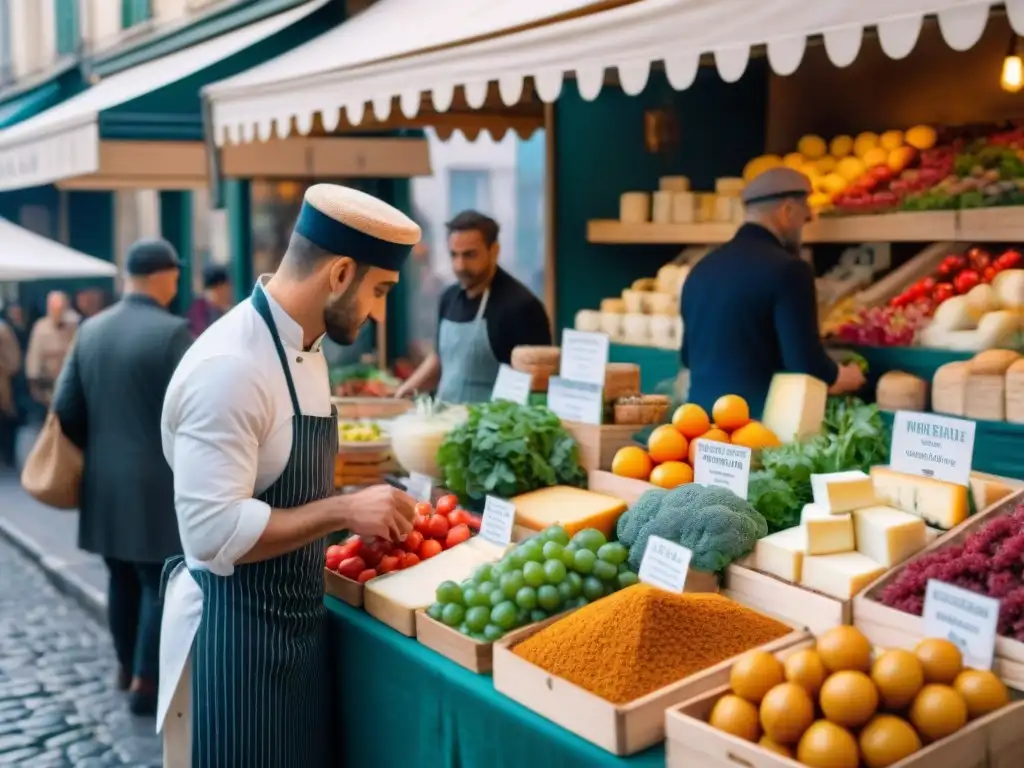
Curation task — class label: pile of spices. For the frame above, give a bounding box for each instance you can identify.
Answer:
[512,584,792,704]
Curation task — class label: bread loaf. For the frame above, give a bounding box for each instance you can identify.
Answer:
[876,371,928,412]
[614,395,670,425]
[1007,358,1024,424]
[931,362,968,416]
[511,346,560,392]
[965,349,1020,421]
[603,363,641,402]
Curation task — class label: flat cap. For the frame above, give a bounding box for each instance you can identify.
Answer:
[125,238,181,277]
[202,264,229,288]
[741,167,813,206]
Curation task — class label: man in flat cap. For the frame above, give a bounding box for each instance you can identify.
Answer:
[159,184,419,766]
[52,238,192,716]
[186,264,233,337]
[680,167,865,417]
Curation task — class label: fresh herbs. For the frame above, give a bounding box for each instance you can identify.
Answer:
[748,397,890,533]
[436,401,587,503]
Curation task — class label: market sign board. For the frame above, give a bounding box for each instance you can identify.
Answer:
[559,329,609,387]
[693,440,752,499]
[922,579,999,671]
[639,535,692,594]
[479,496,516,547]
[547,376,602,425]
[890,411,976,486]
[491,364,532,405]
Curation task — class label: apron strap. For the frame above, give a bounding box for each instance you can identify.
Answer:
[251,283,302,417]
[474,289,490,321]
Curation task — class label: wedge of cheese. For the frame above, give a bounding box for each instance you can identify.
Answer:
[755,527,806,582]
[969,473,1016,512]
[800,552,886,600]
[510,486,627,538]
[762,373,828,444]
[811,470,876,513]
[870,467,969,529]
[800,503,829,523]
[805,514,855,555]
[852,506,927,567]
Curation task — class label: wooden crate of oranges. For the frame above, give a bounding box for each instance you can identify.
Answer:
[610,394,781,489]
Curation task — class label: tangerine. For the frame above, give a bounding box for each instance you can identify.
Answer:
[611,446,653,480]
[713,394,750,431]
[730,421,782,450]
[647,425,687,463]
[671,403,711,439]
[688,428,730,465]
[649,461,693,489]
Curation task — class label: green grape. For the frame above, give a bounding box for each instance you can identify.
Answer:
[544,525,570,545]
[582,576,605,601]
[491,601,518,630]
[541,541,565,561]
[597,542,628,565]
[572,529,607,553]
[515,586,538,611]
[465,605,490,633]
[617,571,640,589]
[592,559,618,582]
[436,580,463,605]
[441,603,465,627]
[536,584,561,612]
[543,559,567,584]
[500,570,526,599]
[572,549,597,575]
[473,563,494,583]
[426,602,444,621]
[522,561,546,588]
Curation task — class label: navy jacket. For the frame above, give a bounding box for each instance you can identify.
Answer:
[680,223,838,418]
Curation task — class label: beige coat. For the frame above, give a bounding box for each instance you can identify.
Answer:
[0,320,20,416]
[25,316,76,404]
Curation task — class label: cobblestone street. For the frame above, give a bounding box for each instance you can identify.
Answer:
[0,535,162,767]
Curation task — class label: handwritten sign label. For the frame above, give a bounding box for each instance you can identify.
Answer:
[560,329,609,387]
[890,411,976,486]
[491,364,532,405]
[638,535,692,594]
[404,473,432,502]
[693,440,752,499]
[547,376,603,425]
[923,579,999,670]
[479,496,516,547]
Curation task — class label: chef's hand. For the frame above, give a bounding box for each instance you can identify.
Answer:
[343,484,416,541]
[393,381,413,399]
[829,362,867,395]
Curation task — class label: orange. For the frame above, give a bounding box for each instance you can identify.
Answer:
[611,446,653,481]
[713,394,751,431]
[647,425,687,463]
[730,421,782,450]
[688,428,730,465]
[649,461,693,489]
[671,403,711,439]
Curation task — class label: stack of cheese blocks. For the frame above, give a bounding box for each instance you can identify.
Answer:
[933,349,1024,423]
[618,176,746,227]
[754,467,970,601]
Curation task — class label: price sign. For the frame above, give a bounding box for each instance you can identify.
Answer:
[404,473,432,502]
[890,411,976,486]
[547,376,603,425]
[693,440,752,499]
[479,496,516,547]
[922,579,999,670]
[560,329,609,386]
[491,364,532,405]
[638,535,692,594]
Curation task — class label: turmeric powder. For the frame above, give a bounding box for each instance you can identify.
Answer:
[512,584,792,704]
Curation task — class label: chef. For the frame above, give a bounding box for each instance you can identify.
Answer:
[680,167,865,416]
[395,210,551,403]
[158,184,420,767]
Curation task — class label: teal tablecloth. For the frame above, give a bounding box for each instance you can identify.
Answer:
[326,597,666,767]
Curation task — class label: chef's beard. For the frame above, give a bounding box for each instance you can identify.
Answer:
[323,289,365,345]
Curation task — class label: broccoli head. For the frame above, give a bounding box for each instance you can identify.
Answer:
[626,484,768,573]
[616,488,667,547]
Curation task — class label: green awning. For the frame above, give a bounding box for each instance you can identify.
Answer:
[0,80,63,129]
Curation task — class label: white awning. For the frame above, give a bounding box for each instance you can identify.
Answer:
[209,0,1016,145]
[0,0,325,191]
[0,219,117,280]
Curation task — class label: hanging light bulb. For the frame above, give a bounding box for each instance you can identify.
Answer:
[1001,36,1024,93]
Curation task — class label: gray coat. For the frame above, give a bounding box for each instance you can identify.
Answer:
[53,294,192,563]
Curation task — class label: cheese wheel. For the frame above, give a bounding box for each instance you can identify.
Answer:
[604,362,641,401]
[993,269,1024,309]
[631,277,657,291]
[968,348,1022,374]
[876,371,928,412]
[931,362,968,416]
[652,191,673,224]
[619,192,651,224]
[671,192,696,223]
[574,309,601,333]
[600,298,626,313]
[1008,359,1024,425]
[621,289,646,314]
[659,176,690,192]
[715,177,745,196]
[966,369,1009,421]
[511,346,559,393]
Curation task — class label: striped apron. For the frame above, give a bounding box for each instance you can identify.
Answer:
[163,283,337,767]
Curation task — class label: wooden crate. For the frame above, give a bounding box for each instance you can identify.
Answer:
[492,611,807,756]
[563,421,639,471]
[667,684,1024,768]
[587,469,656,504]
[332,396,413,420]
[334,449,398,488]
[854,490,1024,690]
[415,610,493,673]
[324,568,364,608]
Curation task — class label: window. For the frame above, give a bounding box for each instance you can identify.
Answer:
[447,169,492,218]
[121,0,151,29]
[0,0,11,85]
[55,0,79,56]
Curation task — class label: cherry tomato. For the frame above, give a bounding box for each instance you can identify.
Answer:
[435,495,458,516]
[419,539,443,560]
[337,556,366,581]
[402,552,421,569]
[465,514,482,531]
[447,509,470,527]
[325,553,342,572]
[337,539,362,560]
[403,531,424,553]
[360,547,382,568]
[413,501,434,518]
[356,569,377,583]
[445,524,471,550]
[427,514,450,540]
[413,514,430,534]
[378,555,402,574]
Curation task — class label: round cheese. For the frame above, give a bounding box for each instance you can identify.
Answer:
[931,361,969,416]
[619,192,651,224]
[968,348,1022,374]
[1007,359,1024,425]
[877,371,928,412]
[652,191,673,224]
[511,346,560,391]
[599,298,626,313]
[574,309,601,333]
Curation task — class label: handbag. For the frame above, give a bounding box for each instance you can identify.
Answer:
[20,411,83,510]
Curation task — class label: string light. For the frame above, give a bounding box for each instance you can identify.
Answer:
[1001,36,1023,93]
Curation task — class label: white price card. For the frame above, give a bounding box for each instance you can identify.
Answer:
[638,535,692,594]
[890,411,976,486]
[693,440,752,499]
[403,472,433,502]
[546,376,603,425]
[559,329,610,387]
[479,496,516,547]
[922,579,999,670]
[491,364,532,405]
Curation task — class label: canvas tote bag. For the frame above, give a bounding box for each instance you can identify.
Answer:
[21,411,82,510]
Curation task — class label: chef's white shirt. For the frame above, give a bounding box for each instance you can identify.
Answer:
[156,280,331,732]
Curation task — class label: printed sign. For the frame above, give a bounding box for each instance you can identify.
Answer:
[491,364,532,405]
[638,535,693,594]
[922,579,999,671]
[479,496,516,547]
[890,411,976,486]
[559,329,610,387]
[547,376,603,425]
[404,473,433,502]
[693,440,752,499]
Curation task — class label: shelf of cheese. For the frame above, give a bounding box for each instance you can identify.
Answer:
[587,207,1024,246]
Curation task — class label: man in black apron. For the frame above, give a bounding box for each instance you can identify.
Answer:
[158,184,419,766]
